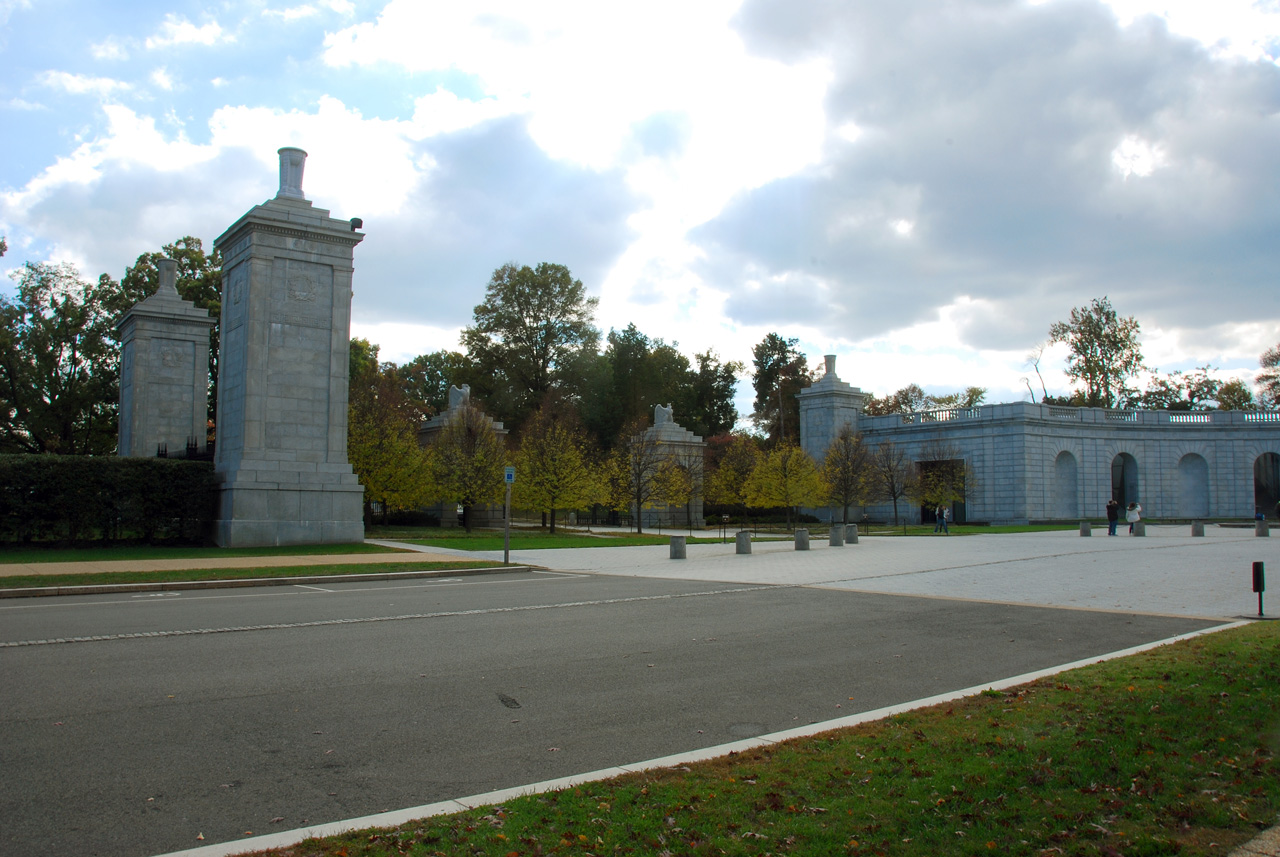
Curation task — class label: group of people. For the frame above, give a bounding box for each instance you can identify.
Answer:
[1105,498,1142,535]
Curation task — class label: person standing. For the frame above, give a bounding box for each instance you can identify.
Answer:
[1106,498,1120,536]
[1126,501,1142,534]
[938,505,949,534]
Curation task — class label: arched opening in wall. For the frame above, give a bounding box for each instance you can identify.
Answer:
[1111,453,1139,508]
[1254,453,1280,519]
[1054,451,1078,518]
[1177,454,1209,518]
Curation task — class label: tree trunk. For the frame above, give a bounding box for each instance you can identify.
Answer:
[462,505,473,533]
[550,508,557,534]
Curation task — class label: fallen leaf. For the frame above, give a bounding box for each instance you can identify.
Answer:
[548,747,560,752]
[270,816,284,823]
[196,834,204,841]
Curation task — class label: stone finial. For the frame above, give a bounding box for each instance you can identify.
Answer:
[655,403,673,425]
[448,384,471,409]
[157,258,179,298]
[277,147,308,200]
[824,355,836,376]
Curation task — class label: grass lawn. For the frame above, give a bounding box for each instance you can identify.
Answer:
[367,527,727,551]
[246,621,1278,857]
[0,542,406,565]
[0,560,500,590]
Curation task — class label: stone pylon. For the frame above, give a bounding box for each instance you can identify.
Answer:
[210,147,365,546]
[116,258,216,458]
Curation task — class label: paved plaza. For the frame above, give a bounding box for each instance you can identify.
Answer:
[377,523,1279,620]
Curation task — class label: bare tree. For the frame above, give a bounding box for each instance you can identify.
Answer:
[866,441,917,529]
[608,417,667,534]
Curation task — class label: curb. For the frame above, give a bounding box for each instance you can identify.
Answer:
[0,565,528,599]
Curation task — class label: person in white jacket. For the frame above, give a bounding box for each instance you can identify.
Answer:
[1125,502,1142,534]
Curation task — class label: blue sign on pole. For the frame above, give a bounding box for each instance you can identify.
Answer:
[504,466,516,484]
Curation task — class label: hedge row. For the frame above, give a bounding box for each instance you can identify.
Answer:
[0,455,217,545]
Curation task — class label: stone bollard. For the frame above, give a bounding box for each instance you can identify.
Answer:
[1079,521,1091,537]
[736,530,752,554]
[848,524,859,544]
[829,524,845,547]
[795,529,809,551]
[1133,521,1146,537]
[670,535,686,559]
[1257,520,1270,538]
[1191,521,1205,537]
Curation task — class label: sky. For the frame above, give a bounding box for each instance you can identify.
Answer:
[2,0,1279,422]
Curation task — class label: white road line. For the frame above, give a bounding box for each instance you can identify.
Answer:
[0,585,776,648]
[293,584,334,592]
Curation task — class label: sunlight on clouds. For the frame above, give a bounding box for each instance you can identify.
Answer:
[407,87,527,138]
[145,15,230,49]
[836,122,863,143]
[1098,0,1280,61]
[37,71,130,97]
[1111,134,1166,178]
[348,320,464,364]
[207,96,423,216]
[150,68,175,91]
[892,219,914,236]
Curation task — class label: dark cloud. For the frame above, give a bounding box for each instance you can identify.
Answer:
[704,0,1280,350]
[354,116,638,327]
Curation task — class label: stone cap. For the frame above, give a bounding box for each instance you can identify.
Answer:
[116,257,215,330]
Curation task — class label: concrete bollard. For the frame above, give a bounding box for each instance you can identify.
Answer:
[1257,520,1270,538]
[736,530,752,554]
[1191,521,1205,537]
[1133,521,1146,537]
[848,524,859,544]
[669,535,686,559]
[829,524,845,547]
[795,529,809,551]
[1079,521,1091,537]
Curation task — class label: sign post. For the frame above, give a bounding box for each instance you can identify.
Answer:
[504,467,515,564]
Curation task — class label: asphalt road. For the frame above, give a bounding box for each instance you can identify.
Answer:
[0,569,1222,857]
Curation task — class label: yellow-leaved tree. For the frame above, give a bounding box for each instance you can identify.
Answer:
[745,443,825,531]
[426,400,505,532]
[513,402,600,533]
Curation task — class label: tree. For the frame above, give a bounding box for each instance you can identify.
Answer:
[460,262,600,427]
[120,237,222,434]
[347,339,431,524]
[1048,297,1143,409]
[662,441,705,534]
[1216,378,1255,411]
[821,423,868,525]
[607,417,668,534]
[1137,366,1223,411]
[745,443,825,531]
[751,333,812,444]
[1258,345,1280,409]
[0,263,134,454]
[513,400,600,533]
[705,432,762,521]
[866,441,917,528]
[914,440,973,517]
[401,350,470,421]
[688,350,742,438]
[426,400,506,532]
[864,384,986,416]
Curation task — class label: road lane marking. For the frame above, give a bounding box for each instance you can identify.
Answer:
[293,585,335,592]
[0,584,778,648]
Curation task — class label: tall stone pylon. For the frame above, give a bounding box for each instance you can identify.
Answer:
[211,147,365,546]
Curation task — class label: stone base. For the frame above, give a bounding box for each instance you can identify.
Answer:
[214,480,364,547]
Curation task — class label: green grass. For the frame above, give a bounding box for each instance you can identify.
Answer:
[367,527,726,551]
[259,621,1279,857]
[0,542,405,565]
[0,560,499,590]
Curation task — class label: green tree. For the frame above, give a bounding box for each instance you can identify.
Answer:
[460,262,600,427]
[426,400,506,532]
[751,333,812,444]
[1258,344,1280,409]
[915,440,972,518]
[821,423,868,525]
[513,400,600,533]
[1,263,134,454]
[688,349,742,438]
[1138,366,1224,411]
[120,237,222,435]
[347,339,431,524]
[745,443,825,531]
[1048,297,1144,409]
[401,350,470,420]
[864,384,986,416]
[1216,378,1255,411]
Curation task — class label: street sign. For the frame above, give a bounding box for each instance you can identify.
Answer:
[504,466,516,484]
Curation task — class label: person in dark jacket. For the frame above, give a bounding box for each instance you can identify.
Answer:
[1106,498,1120,536]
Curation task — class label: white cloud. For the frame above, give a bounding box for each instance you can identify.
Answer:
[145,15,230,49]
[90,37,129,61]
[150,67,175,91]
[1097,0,1280,61]
[36,71,130,97]
[1111,134,1166,178]
[264,5,319,21]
